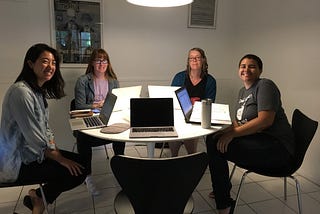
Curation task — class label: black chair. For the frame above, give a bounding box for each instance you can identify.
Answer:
[232,109,318,214]
[69,99,110,159]
[0,182,49,214]
[110,152,208,214]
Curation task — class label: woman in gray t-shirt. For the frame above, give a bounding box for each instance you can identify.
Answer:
[205,54,294,214]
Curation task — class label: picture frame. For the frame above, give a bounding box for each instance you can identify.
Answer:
[188,0,217,29]
[50,0,103,67]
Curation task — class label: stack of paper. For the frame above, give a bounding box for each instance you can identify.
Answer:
[190,102,232,125]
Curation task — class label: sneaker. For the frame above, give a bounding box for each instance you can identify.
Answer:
[85,176,100,196]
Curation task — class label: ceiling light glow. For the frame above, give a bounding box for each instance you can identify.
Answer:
[127,0,193,7]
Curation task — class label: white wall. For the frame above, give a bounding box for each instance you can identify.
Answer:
[233,0,320,184]
[0,0,320,184]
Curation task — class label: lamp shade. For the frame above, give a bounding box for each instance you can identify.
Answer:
[127,0,193,7]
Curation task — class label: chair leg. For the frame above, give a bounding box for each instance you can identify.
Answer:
[284,177,287,200]
[39,184,50,214]
[159,143,166,158]
[233,170,250,214]
[104,145,110,159]
[229,164,237,181]
[12,186,23,213]
[72,142,77,153]
[287,175,302,214]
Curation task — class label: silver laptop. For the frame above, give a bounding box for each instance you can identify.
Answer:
[129,98,178,138]
[112,85,142,111]
[69,93,117,130]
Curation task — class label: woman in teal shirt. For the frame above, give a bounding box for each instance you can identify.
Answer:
[170,47,216,156]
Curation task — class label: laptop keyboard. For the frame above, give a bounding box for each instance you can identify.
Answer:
[84,117,103,127]
[132,127,174,132]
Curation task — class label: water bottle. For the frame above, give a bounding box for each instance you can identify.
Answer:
[201,98,212,129]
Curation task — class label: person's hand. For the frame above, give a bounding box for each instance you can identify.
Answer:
[93,100,104,109]
[58,156,84,176]
[45,149,84,176]
[216,132,234,153]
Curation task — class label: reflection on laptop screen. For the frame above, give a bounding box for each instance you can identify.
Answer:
[176,88,193,115]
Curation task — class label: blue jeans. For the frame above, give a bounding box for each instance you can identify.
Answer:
[205,133,293,210]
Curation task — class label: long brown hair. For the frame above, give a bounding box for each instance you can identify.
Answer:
[85,48,117,80]
[186,47,208,79]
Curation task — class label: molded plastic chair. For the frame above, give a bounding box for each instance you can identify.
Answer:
[70,99,109,159]
[110,152,208,214]
[0,182,49,214]
[232,109,318,214]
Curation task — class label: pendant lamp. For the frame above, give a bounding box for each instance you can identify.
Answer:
[127,0,193,7]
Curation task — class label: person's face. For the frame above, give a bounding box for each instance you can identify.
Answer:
[238,58,262,87]
[93,58,108,75]
[28,51,56,87]
[188,50,203,71]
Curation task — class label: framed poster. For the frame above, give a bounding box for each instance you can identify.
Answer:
[50,0,102,66]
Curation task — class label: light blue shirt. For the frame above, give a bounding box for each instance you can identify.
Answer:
[0,81,54,182]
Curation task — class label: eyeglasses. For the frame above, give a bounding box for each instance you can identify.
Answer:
[188,56,202,62]
[94,59,108,64]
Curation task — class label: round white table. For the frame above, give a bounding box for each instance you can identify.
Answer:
[80,109,223,157]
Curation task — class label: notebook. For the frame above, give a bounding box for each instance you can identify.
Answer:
[175,87,232,125]
[69,92,117,130]
[111,86,142,111]
[129,98,178,138]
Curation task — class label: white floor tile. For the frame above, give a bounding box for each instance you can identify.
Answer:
[2,145,320,214]
[249,198,296,214]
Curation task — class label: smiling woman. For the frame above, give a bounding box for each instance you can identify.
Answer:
[0,43,88,213]
[27,51,57,87]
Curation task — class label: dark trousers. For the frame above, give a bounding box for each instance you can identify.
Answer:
[16,150,88,204]
[76,131,125,174]
[205,133,293,210]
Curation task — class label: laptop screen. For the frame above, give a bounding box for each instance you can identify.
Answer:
[130,98,174,127]
[175,87,193,117]
[99,92,117,125]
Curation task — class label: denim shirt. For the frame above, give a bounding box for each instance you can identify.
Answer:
[0,81,54,182]
[74,73,119,109]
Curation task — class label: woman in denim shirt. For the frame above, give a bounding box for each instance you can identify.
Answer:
[0,44,88,213]
[74,49,125,196]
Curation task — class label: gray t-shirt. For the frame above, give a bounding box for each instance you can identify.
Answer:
[235,78,295,155]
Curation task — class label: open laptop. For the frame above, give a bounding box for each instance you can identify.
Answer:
[129,98,178,138]
[175,87,232,125]
[69,92,117,130]
[147,85,181,109]
[111,86,142,111]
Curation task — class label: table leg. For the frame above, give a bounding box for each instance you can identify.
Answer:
[146,142,155,158]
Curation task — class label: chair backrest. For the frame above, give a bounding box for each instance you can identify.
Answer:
[70,99,76,111]
[110,152,208,214]
[292,109,318,170]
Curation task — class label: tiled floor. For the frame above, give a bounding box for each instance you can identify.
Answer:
[2,139,320,214]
